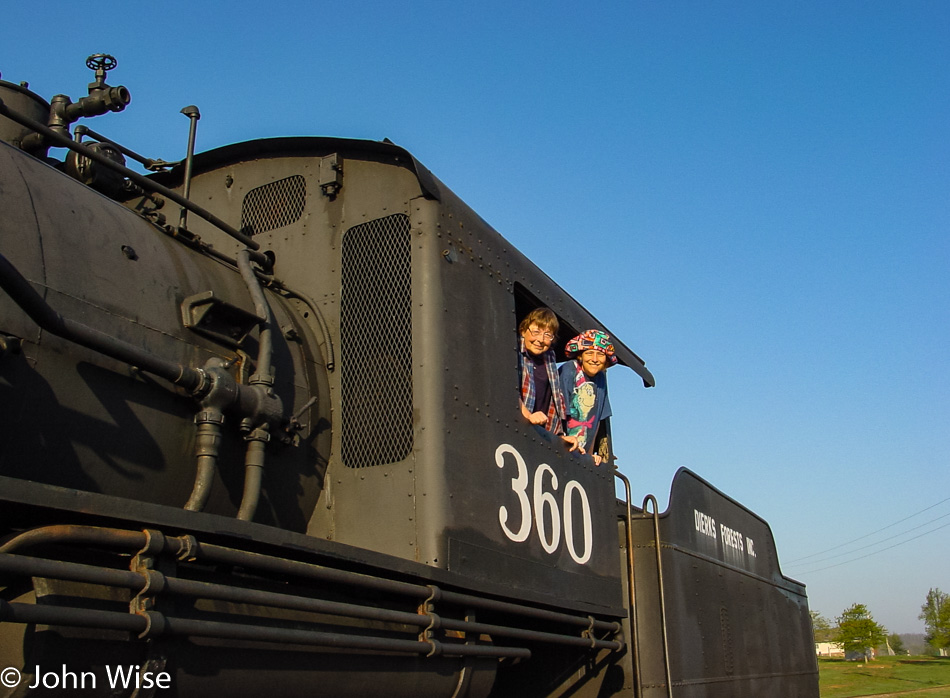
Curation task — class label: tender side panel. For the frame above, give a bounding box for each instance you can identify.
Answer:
[631,469,818,698]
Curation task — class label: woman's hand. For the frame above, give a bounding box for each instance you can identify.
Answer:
[528,411,548,425]
[561,435,584,453]
[521,402,549,426]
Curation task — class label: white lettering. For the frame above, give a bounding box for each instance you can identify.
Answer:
[25,665,171,690]
[28,665,96,690]
[495,443,594,564]
[533,464,561,554]
[107,665,138,689]
[496,444,532,542]
[719,523,744,552]
[693,509,717,539]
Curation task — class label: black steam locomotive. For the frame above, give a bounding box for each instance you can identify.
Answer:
[0,56,818,697]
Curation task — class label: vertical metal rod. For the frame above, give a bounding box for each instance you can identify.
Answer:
[614,469,642,698]
[643,494,673,698]
[179,105,201,230]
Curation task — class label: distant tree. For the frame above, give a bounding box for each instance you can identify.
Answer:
[811,611,835,643]
[919,588,950,654]
[886,633,905,655]
[835,603,887,663]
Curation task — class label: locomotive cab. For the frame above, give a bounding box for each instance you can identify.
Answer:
[132,135,656,616]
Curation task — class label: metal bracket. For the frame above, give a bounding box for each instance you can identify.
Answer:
[130,529,165,622]
[418,584,443,657]
[181,291,264,348]
[319,153,343,199]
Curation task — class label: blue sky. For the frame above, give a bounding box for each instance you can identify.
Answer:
[4,1,948,634]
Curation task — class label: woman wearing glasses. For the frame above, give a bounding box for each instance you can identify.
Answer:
[517,308,581,453]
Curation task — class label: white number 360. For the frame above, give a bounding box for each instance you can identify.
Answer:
[495,443,593,565]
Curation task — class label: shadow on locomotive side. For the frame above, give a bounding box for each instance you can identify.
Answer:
[0,56,819,697]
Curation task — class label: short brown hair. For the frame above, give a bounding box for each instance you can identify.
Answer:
[518,307,559,336]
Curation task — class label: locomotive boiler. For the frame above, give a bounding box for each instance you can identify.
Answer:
[0,56,819,697]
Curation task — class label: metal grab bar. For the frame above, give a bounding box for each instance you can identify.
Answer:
[640,494,673,698]
[614,469,643,698]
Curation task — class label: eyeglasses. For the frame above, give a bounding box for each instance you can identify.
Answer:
[527,326,555,342]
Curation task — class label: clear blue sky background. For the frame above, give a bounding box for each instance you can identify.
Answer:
[4,1,948,634]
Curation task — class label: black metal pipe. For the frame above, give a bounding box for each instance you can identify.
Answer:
[0,525,148,554]
[74,125,174,170]
[195,542,427,599]
[0,600,529,659]
[162,575,427,627]
[197,542,623,635]
[162,616,530,658]
[184,409,224,511]
[267,279,336,371]
[440,616,622,651]
[0,525,622,648]
[0,599,147,633]
[0,252,205,393]
[0,553,145,590]
[0,552,617,652]
[0,97,263,255]
[163,615,433,653]
[235,248,276,521]
[237,249,275,386]
[438,588,622,634]
[236,435,266,521]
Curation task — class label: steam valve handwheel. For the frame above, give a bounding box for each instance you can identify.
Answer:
[86,54,117,72]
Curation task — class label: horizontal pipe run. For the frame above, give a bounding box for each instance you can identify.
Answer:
[0,601,530,659]
[0,553,619,651]
[439,588,622,635]
[0,599,146,633]
[0,98,263,256]
[439,616,623,651]
[195,542,426,600]
[0,525,622,642]
[0,525,148,554]
[0,553,145,590]
[163,575,428,628]
[199,543,622,634]
[74,125,175,170]
[163,576,619,650]
[163,617,530,658]
[0,252,204,392]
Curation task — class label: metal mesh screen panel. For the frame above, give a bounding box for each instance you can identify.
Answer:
[241,175,306,235]
[340,214,413,468]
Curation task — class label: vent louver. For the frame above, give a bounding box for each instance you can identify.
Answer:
[340,214,413,468]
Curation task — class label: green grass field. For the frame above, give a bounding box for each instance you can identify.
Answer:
[820,656,950,697]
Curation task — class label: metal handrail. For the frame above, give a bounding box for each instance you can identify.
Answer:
[614,469,643,698]
[641,494,673,698]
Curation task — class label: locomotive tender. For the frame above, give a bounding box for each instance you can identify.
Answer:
[0,57,818,697]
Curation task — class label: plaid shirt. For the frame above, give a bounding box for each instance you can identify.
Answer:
[519,337,567,434]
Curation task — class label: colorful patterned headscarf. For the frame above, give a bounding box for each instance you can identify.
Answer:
[565,330,618,366]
